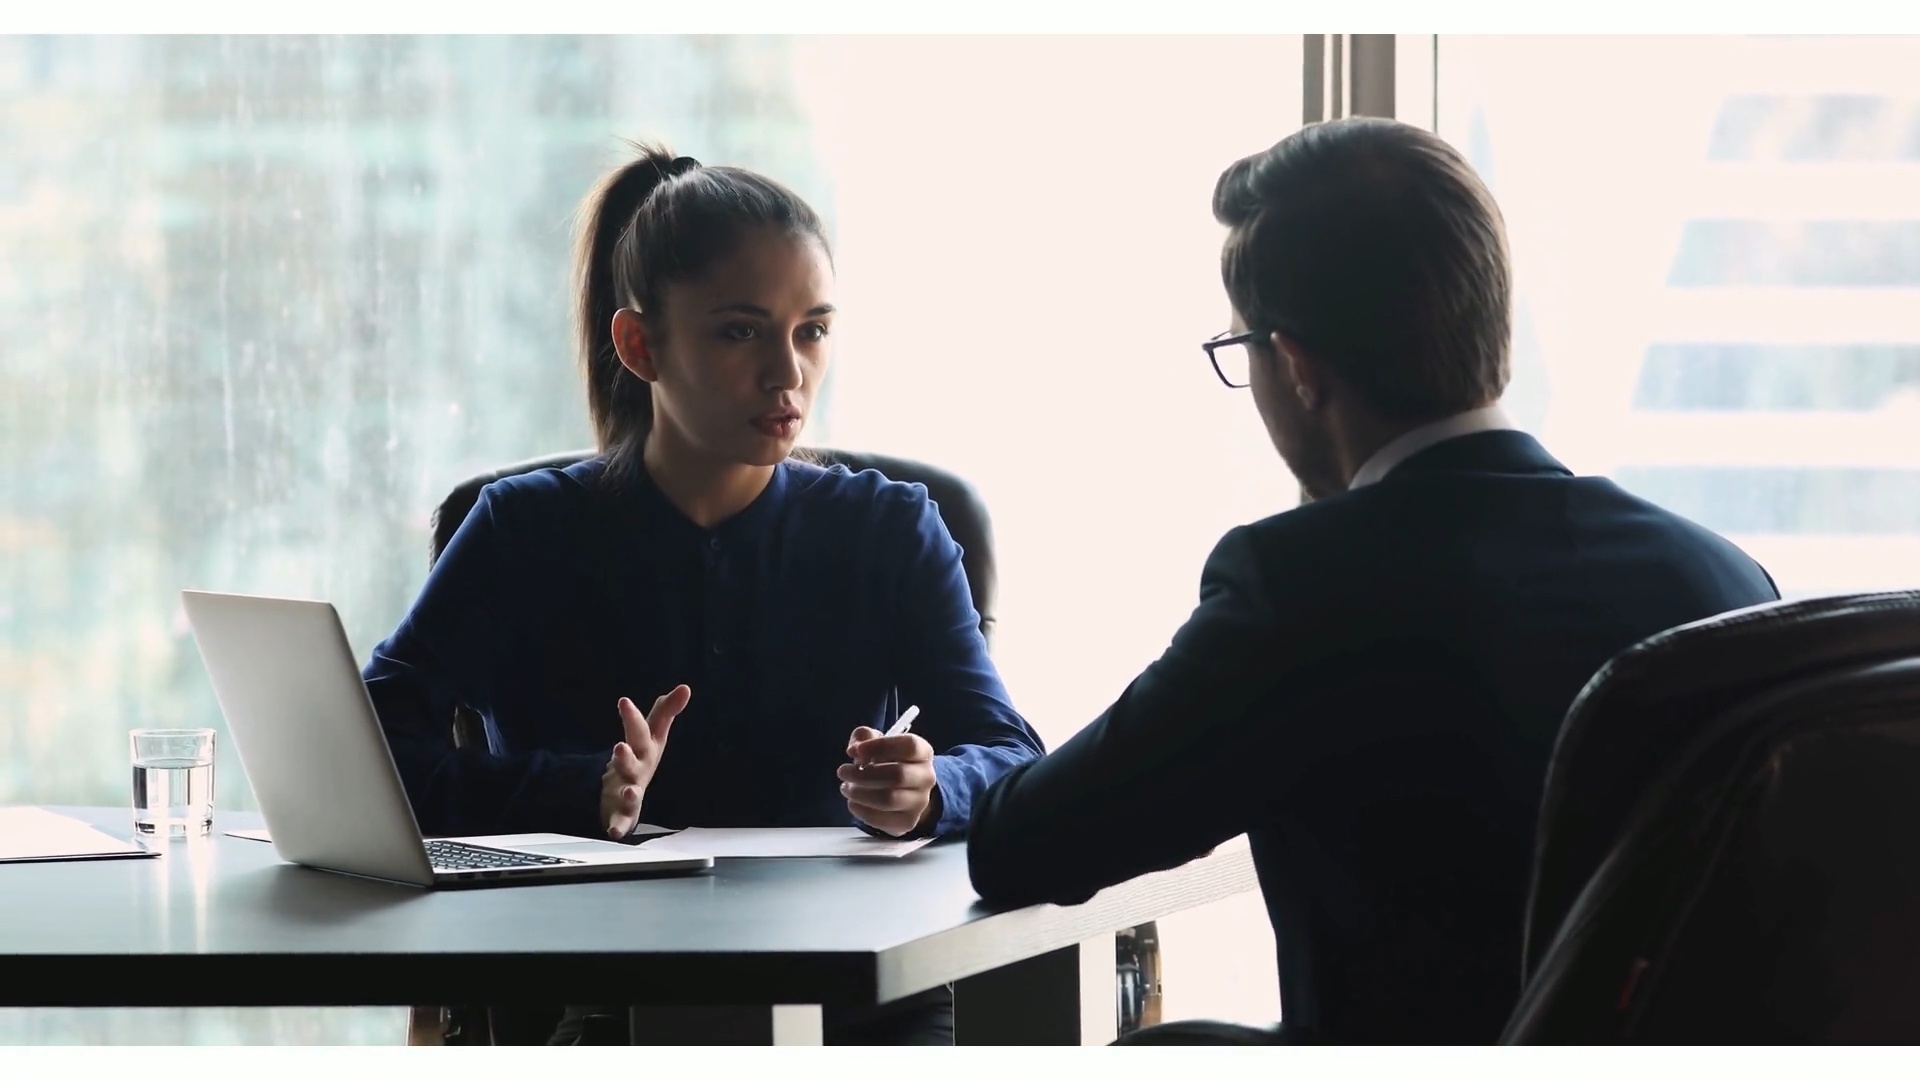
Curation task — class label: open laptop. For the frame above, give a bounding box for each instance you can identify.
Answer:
[180,589,712,888]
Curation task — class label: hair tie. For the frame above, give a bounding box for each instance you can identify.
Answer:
[668,155,702,178]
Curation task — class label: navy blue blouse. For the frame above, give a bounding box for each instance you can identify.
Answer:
[363,456,1044,841]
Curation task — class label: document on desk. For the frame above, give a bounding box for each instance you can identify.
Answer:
[638,827,934,859]
[0,807,159,863]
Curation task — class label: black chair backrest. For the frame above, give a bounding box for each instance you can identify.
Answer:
[1505,590,1920,1043]
[429,448,999,645]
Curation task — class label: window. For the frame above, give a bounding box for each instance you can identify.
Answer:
[1437,35,1920,598]
[3,32,830,1046]
[4,34,1300,1042]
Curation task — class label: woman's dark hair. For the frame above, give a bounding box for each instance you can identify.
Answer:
[1213,117,1512,424]
[573,139,831,479]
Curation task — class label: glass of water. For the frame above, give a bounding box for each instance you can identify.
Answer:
[130,728,216,838]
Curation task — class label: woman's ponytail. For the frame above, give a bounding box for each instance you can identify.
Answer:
[572,142,679,480]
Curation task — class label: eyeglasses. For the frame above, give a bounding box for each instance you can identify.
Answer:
[1202,330,1257,389]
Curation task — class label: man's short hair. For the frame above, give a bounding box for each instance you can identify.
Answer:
[1213,117,1513,423]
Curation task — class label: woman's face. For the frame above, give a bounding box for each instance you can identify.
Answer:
[625,227,835,468]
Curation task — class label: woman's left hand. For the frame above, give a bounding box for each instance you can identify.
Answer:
[838,728,941,837]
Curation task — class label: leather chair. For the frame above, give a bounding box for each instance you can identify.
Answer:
[1503,590,1920,1043]
[404,448,1157,1044]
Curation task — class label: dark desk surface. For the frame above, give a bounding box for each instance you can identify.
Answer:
[2,807,1257,1010]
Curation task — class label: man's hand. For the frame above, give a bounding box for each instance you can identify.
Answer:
[837,727,940,837]
[600,685,690,840]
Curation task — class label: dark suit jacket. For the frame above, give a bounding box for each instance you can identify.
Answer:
[966,430,1780,1044]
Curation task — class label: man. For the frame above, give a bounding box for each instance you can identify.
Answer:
[965,117,1780,1045]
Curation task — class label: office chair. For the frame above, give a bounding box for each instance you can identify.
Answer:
[1503,590,1920,1043]
[403,448,1157,1044]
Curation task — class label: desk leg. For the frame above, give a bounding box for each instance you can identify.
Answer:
[953,932,1116,1045]
[627,1005,823,1045]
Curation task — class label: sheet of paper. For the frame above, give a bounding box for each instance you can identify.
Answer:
[0,807,158,863]
[636,827,934,859]
[227,828,273,843]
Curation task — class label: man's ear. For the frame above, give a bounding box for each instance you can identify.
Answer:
[611,308,660,384]
[1271,331,1325,412]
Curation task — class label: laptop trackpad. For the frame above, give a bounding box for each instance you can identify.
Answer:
[458,832,670,863]
[513,840,635,861]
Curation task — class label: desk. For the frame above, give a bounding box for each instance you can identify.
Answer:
[1,807,1258,1045]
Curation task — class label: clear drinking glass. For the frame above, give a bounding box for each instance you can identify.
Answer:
[130,728,216,837]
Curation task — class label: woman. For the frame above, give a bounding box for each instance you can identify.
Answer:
[362,142,1045,1044]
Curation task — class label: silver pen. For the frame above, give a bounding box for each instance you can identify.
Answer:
[884,705,920,738]
[856,706,920,773]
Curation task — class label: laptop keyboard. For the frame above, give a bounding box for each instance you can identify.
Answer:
[425,839,573,872]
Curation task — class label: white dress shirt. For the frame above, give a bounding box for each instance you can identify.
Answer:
[1347,404,1516,490]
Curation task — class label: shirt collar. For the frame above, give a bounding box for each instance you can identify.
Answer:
[633,459,792,540]
[1347,404,1516,491]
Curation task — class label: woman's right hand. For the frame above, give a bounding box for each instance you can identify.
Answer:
[600,684,691,839]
